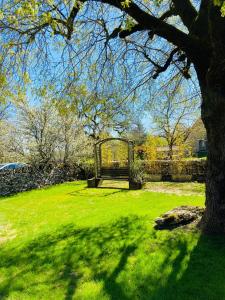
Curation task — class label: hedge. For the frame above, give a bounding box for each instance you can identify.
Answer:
[141,159,206,182]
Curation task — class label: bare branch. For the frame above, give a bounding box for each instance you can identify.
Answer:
[152,48,179,79]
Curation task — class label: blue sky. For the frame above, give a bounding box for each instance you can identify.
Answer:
[5,1,201,133]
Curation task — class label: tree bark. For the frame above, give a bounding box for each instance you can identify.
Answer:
[194,3,225,234]
[199,62,225,234]
[168,143,173,160]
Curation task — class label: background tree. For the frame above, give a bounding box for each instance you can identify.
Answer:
[80,92,130,140]
[0,103,10,162]
[150,89,197,160]
[124,118,147,145]
[0,103,10,122]
[16,98,61,166]
[55,100,93,166]
[13,95,91,167]
[65,84,132,140]
[143,135,167,161]
[0,121,20,163]
[0,75,14,162]
[122,117,147,159]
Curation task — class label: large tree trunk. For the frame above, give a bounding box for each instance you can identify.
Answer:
[199,63,225,234]
[194,3,225,234]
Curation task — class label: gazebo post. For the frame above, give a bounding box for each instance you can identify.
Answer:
[94,143,98,178]
[88,143,101,187]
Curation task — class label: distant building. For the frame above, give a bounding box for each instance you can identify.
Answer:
[196,139,207,157]
[186,118,207,157]
[156,146,180,160]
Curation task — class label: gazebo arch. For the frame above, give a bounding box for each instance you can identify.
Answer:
[95,138,134,180]
[87,138,141,189]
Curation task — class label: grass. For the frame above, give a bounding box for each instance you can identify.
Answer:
[0,181,225,300]
[144,181,205,195]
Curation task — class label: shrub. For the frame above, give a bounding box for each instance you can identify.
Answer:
[135,159,207,182]
[130,160,146,184]
[76,159,95,179]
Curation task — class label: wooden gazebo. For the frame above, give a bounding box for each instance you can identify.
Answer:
[87,138,141,189]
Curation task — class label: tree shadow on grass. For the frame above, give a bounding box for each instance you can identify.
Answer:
[1,215,225,300]
[138,232,225,300]
[0,215,145,299]
[174,234,225,300]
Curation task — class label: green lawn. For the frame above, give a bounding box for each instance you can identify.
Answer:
[0,181,225,300]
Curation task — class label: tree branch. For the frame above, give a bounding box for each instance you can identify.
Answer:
[100,0,199,55]
[191,0,209,38]
[152,48,179,79]
[1,0,208,66]
[172,0,198,30]
[66,5,80,40]
[119,24,145,38]
[108,6,177,40]
[159,7,177,21]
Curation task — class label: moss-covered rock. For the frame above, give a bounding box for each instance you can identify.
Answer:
[155,206,204,229]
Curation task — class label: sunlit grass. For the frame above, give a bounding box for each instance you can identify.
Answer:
[144,181,205,195]
[0,181,224,300]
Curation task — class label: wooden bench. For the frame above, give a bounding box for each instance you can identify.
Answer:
[100,167,129,179]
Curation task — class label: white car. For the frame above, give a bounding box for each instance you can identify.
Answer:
[0,163,28,171]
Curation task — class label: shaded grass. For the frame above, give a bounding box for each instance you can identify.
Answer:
[0,181,224,299]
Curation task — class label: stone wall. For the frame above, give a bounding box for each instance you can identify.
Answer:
[0,166,80,196]
[0,159,207,196]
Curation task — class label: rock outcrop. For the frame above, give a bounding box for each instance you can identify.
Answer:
[155,206,204,229]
